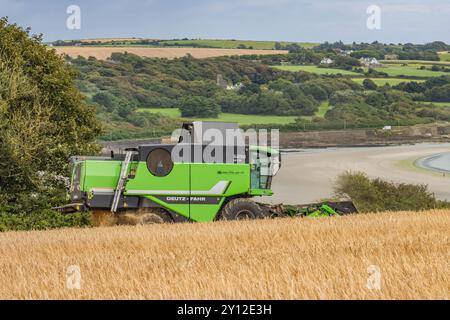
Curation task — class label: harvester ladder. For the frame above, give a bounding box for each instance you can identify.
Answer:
[111,150,134,213]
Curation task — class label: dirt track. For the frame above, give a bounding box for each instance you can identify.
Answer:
[54,46,288,60]
[266,143,450,204]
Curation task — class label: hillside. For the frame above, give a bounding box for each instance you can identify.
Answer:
[0,210,448,299]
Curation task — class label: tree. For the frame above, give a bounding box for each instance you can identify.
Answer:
[363,78,378,90]
[301,83,329,101]
[0,18,101,205]
[179,96,220,118]
[425,84,450,102]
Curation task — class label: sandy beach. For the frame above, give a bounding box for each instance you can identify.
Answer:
[264,143,450,204]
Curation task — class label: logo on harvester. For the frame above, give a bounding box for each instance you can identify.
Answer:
[155,196,221,204]
[217,170,244,175]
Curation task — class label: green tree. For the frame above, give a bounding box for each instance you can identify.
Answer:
[362,79,378,90]
[0,18,101,208]
[179,96,220,118]
[425,84,450,102]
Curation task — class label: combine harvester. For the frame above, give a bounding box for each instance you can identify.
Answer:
[58,122,357,225]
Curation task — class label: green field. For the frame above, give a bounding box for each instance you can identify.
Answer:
[138,108,298,125]
[366,66,448,78]
[426,102,450,107]
[139,101,330,125]
[440,53,450,62]
[315,102,331,117]
[274,65,362,76]
[74,39,318,50]
[351,78,425,86]
[161,39,318,50]
[380,60,450,66]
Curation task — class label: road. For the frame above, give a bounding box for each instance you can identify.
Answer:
[263,143,450,204]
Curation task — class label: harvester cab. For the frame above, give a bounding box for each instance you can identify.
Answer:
[61,122,282,224]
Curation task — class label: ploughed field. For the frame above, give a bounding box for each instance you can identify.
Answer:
[0,210,448,299]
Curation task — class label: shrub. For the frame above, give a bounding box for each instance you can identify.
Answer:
[179,96,220,118]
[334,171,447,213]
[0,210,91,232]
[363,78,378,90]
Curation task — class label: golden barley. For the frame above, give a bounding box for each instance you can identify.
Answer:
[0,210,448,299]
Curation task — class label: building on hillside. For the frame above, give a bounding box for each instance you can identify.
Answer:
[320,58,334,65]
[360,57,382,67]
[216,74,228,89]
[226,83,244,91]
[217,74,243,91]
[384,54,399,60]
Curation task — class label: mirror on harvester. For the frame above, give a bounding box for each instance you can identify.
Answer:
[146,148,174,177]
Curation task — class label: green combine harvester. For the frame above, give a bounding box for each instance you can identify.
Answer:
[59,122,356,225]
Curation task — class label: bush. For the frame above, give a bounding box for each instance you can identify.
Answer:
[424,84,450,102]
[0,210,91,232]
[179,96,220,118]
[0,191,91,232]
[334,171,447,213]
[363,79,378,90]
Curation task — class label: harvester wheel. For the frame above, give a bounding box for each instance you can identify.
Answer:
[220,198,264,221]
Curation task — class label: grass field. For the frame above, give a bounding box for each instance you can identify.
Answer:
[315,102,331,117]
[276,63,448,79]
[274,65,362,76]
[367,66,448,78]
[351,78,425,86]
[162,39,318,50]
[55,39,318,50]
[0,210,448,299]
[439,53,450,61]
[54,46,288,60]
[380,60,450,66]
[138,108,298,125]
[426,102,450,107]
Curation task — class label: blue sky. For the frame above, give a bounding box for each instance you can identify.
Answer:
[1,0,449,43]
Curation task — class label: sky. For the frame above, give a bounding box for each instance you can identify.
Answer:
[1,0,449,44]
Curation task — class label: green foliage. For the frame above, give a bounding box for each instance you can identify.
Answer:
[0,188,91,231]
[424,84,450,102]
[0,210,91,232]
[329,90,364,105]
[350,50,383,60]
[0,17,101,214]
[363,78,378,90]
[365,91,387,107]
[179,96,220,117]
[334,171,448,213]
[315,41,444,61]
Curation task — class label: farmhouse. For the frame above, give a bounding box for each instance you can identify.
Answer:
[360,57,382,67]
[320,58,334,65]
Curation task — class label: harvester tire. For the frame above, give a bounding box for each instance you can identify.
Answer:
[220,198,264,221]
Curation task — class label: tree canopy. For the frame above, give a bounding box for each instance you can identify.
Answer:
[0,17,101,201]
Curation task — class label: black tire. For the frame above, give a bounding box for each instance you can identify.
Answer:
[220,198,264,221]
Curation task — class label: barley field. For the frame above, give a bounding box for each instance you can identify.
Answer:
[54,46,288,60]
[0,210,448,300]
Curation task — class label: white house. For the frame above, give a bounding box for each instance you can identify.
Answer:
[360,57,382,67]
[320,58,334,65]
